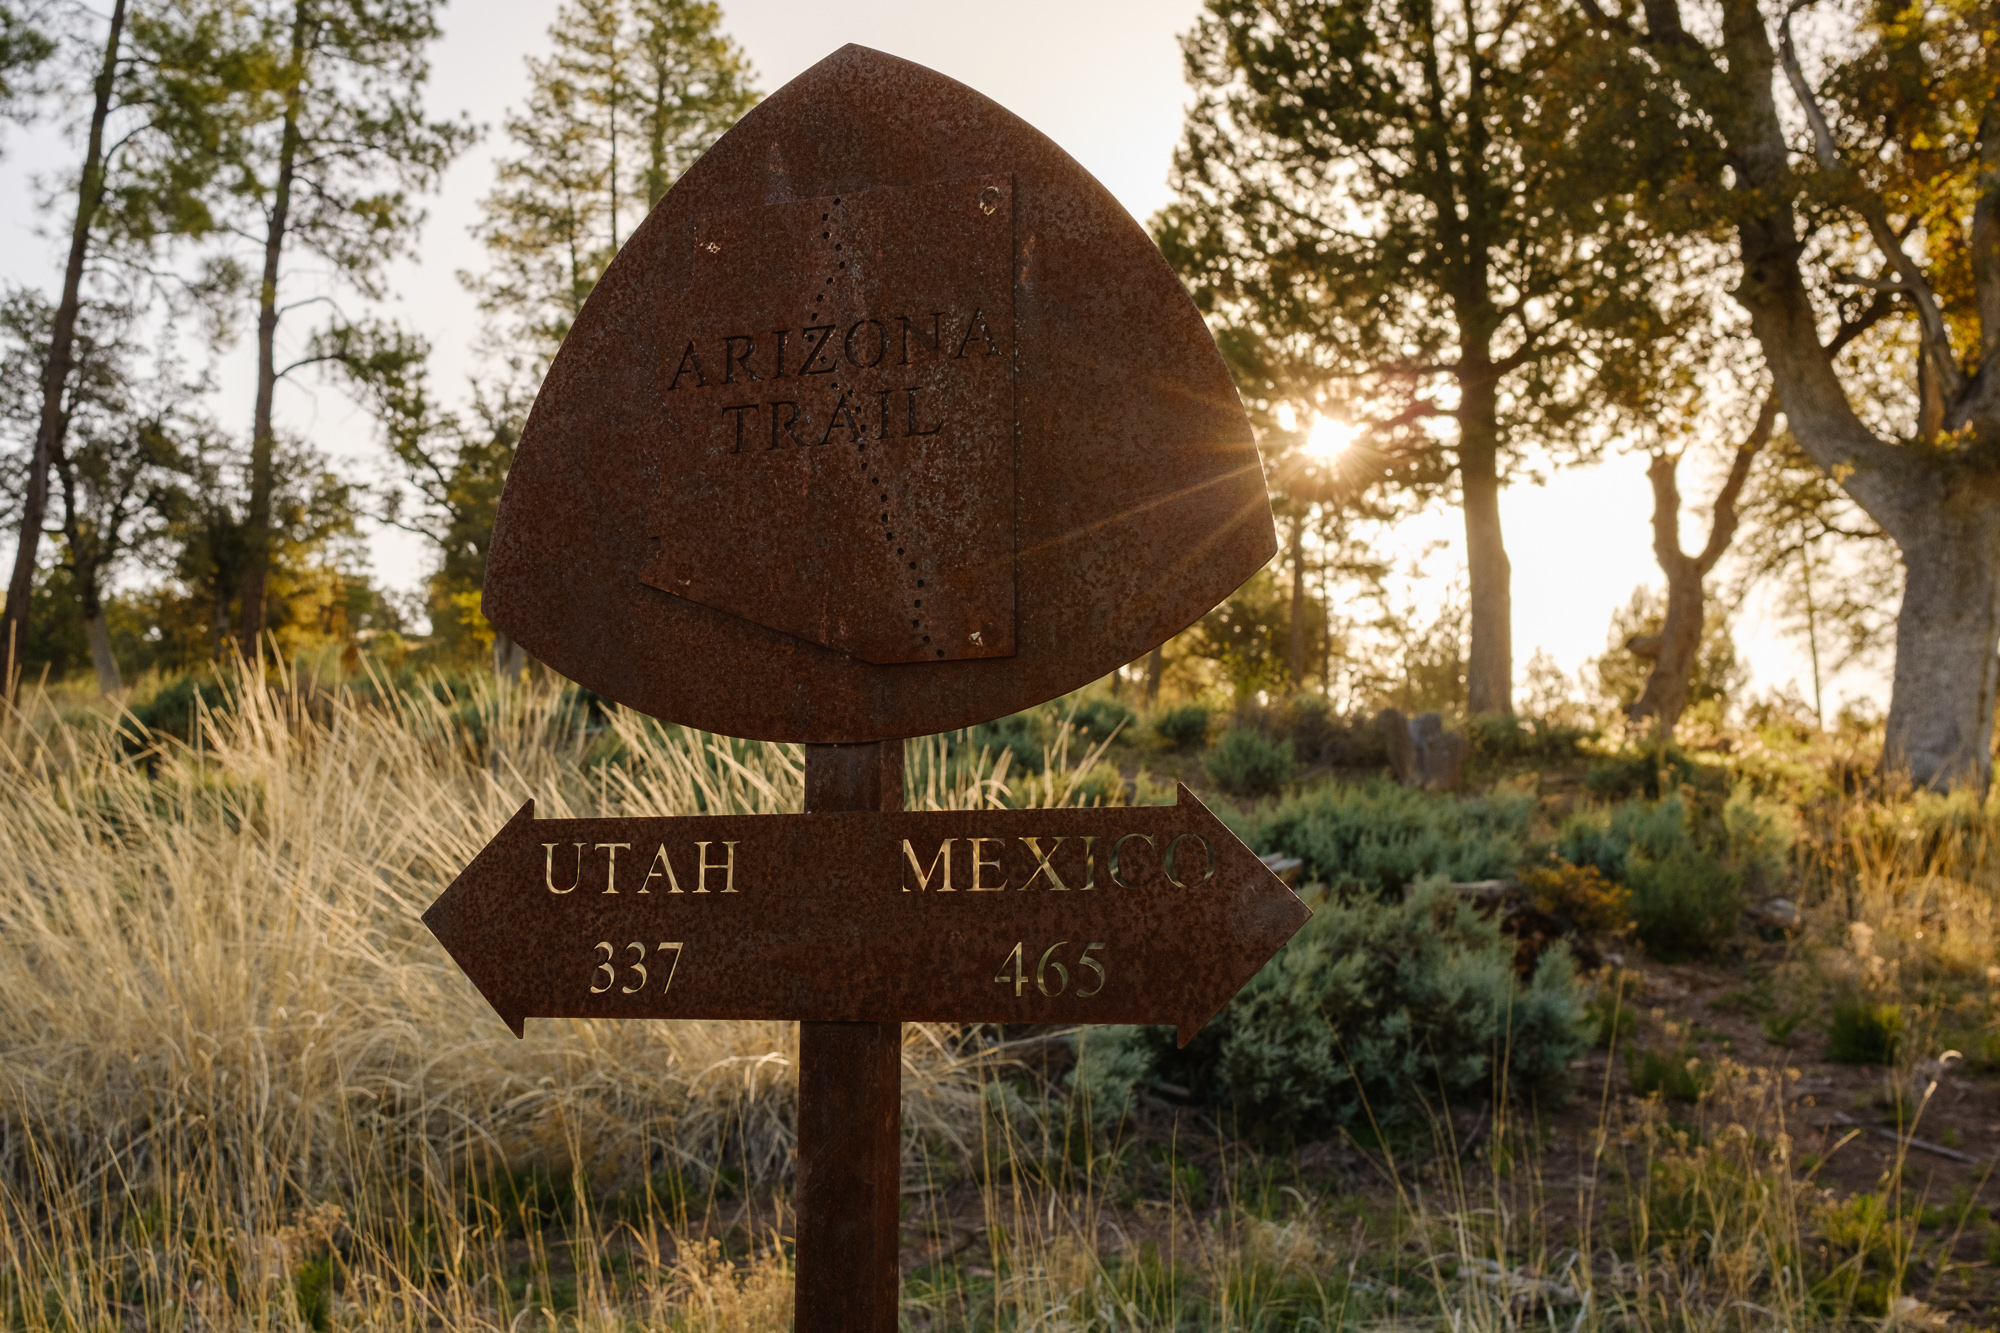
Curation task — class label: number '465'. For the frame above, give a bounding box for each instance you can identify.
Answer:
[994,941,1105,998]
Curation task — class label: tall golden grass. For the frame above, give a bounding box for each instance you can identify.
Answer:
[0,667,1990,1329]
[0,662,1124,1329]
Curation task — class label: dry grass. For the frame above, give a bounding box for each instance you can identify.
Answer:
[0,662,1101,1330]
[0,667,1993,1329]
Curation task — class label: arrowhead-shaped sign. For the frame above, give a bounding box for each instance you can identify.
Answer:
[480,44,1275,743]
[423,786,1309,1047]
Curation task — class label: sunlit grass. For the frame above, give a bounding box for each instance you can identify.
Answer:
[0,664,1990,1328]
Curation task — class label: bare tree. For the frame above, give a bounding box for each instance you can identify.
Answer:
[1626,398,1772,734]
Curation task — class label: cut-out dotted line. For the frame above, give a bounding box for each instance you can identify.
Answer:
[820,197,942,661]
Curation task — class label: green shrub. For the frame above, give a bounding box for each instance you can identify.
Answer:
[1071,760,1126,806]
[1827,996,1903,1065]
[973,711,1047,775]
[1068,694,1135,744]
[293,1256,333,1332]
[1072,879,1586,1141]
[1230,780,1532,898]
[1556,792,1782,961]
[1154,703,1211,750]
[1467,713,1593,765]
[1205,728,1296,797]
[1584,745,1730,801]
[1280,695,1335,762]
[1624,851,1743,962]
[121,672,232,746]
[1627,1045,1713,1101]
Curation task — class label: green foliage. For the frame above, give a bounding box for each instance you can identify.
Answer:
[1557,788,1792,961]
[1466,712,1593,765]
[292,1255,333,1332]
[1591,585,1746,715]
[1153,703,1211,751]
[1067,694,1135,745]
[1626,1046,1712,1101]
[1584,745,1730,801]
[471,0,758,354]
[1074,880,1585,1140]
[1827,997,1903,1065]
[1231,780,1532,897]
[1625,852,1743,964]
[1072,761,1125,807]
[121,673,232,746]
[1204,727,1295,797]
[1176,568,1319,704]
[973,712,1046,776]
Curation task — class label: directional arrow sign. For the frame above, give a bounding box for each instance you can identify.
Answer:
[423,785,1309,1047]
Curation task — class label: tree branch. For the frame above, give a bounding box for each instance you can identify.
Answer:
[1779,5,1963,402]
[1695,392,1777,574]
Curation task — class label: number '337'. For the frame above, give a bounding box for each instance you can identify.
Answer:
[590,941,684,994]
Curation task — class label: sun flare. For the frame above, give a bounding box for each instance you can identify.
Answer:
[1305,414,1359,461]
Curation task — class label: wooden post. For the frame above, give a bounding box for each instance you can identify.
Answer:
[795,741,904,1330]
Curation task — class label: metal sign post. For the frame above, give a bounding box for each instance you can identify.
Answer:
[425,43,1308,1329]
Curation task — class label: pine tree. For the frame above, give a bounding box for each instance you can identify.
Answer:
[222,0,472,661]
[1,0,248,692]
[468,0,754,357]
[1156,0,1675,717]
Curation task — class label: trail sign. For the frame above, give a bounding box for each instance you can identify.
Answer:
[480,44,1275,743]
[430,43,1301,1331]
[423,787,1307,1047]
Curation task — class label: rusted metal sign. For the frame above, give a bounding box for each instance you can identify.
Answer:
[423,786,1308,1048]
[481,43,1276,743]
[446,45,1295,1330]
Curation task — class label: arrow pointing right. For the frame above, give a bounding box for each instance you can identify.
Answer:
[424,785,1310,1045]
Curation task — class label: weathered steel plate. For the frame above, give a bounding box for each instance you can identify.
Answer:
[640,174,1016,663]
[421,786,1311,1048]
[483,44,1273,741]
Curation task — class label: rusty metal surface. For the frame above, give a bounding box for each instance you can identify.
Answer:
[483,43,1274,742]
[796,1019,900,1330]
[641,175,1017,664]
[420,784,1310,1048]
[794,743,901,1333]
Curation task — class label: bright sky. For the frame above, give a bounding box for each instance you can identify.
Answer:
[0,0,1882,713]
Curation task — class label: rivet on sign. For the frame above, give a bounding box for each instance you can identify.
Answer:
[979,185,1001,214]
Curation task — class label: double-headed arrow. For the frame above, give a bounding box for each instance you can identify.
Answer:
[423,784,1309,1046]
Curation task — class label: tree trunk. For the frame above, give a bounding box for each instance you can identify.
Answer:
[494,630,526,684]
[238,4,308,662]
[2,0,125,696]
[1630,566,1703,734]
[85,615,121,695]
[1883,493,2000,790]
[1629,409,1767,737]
[1287,513,1307,691]
[1693,0,2000,789]
[1145,644,1163,705]
[1458,380,1512,716]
